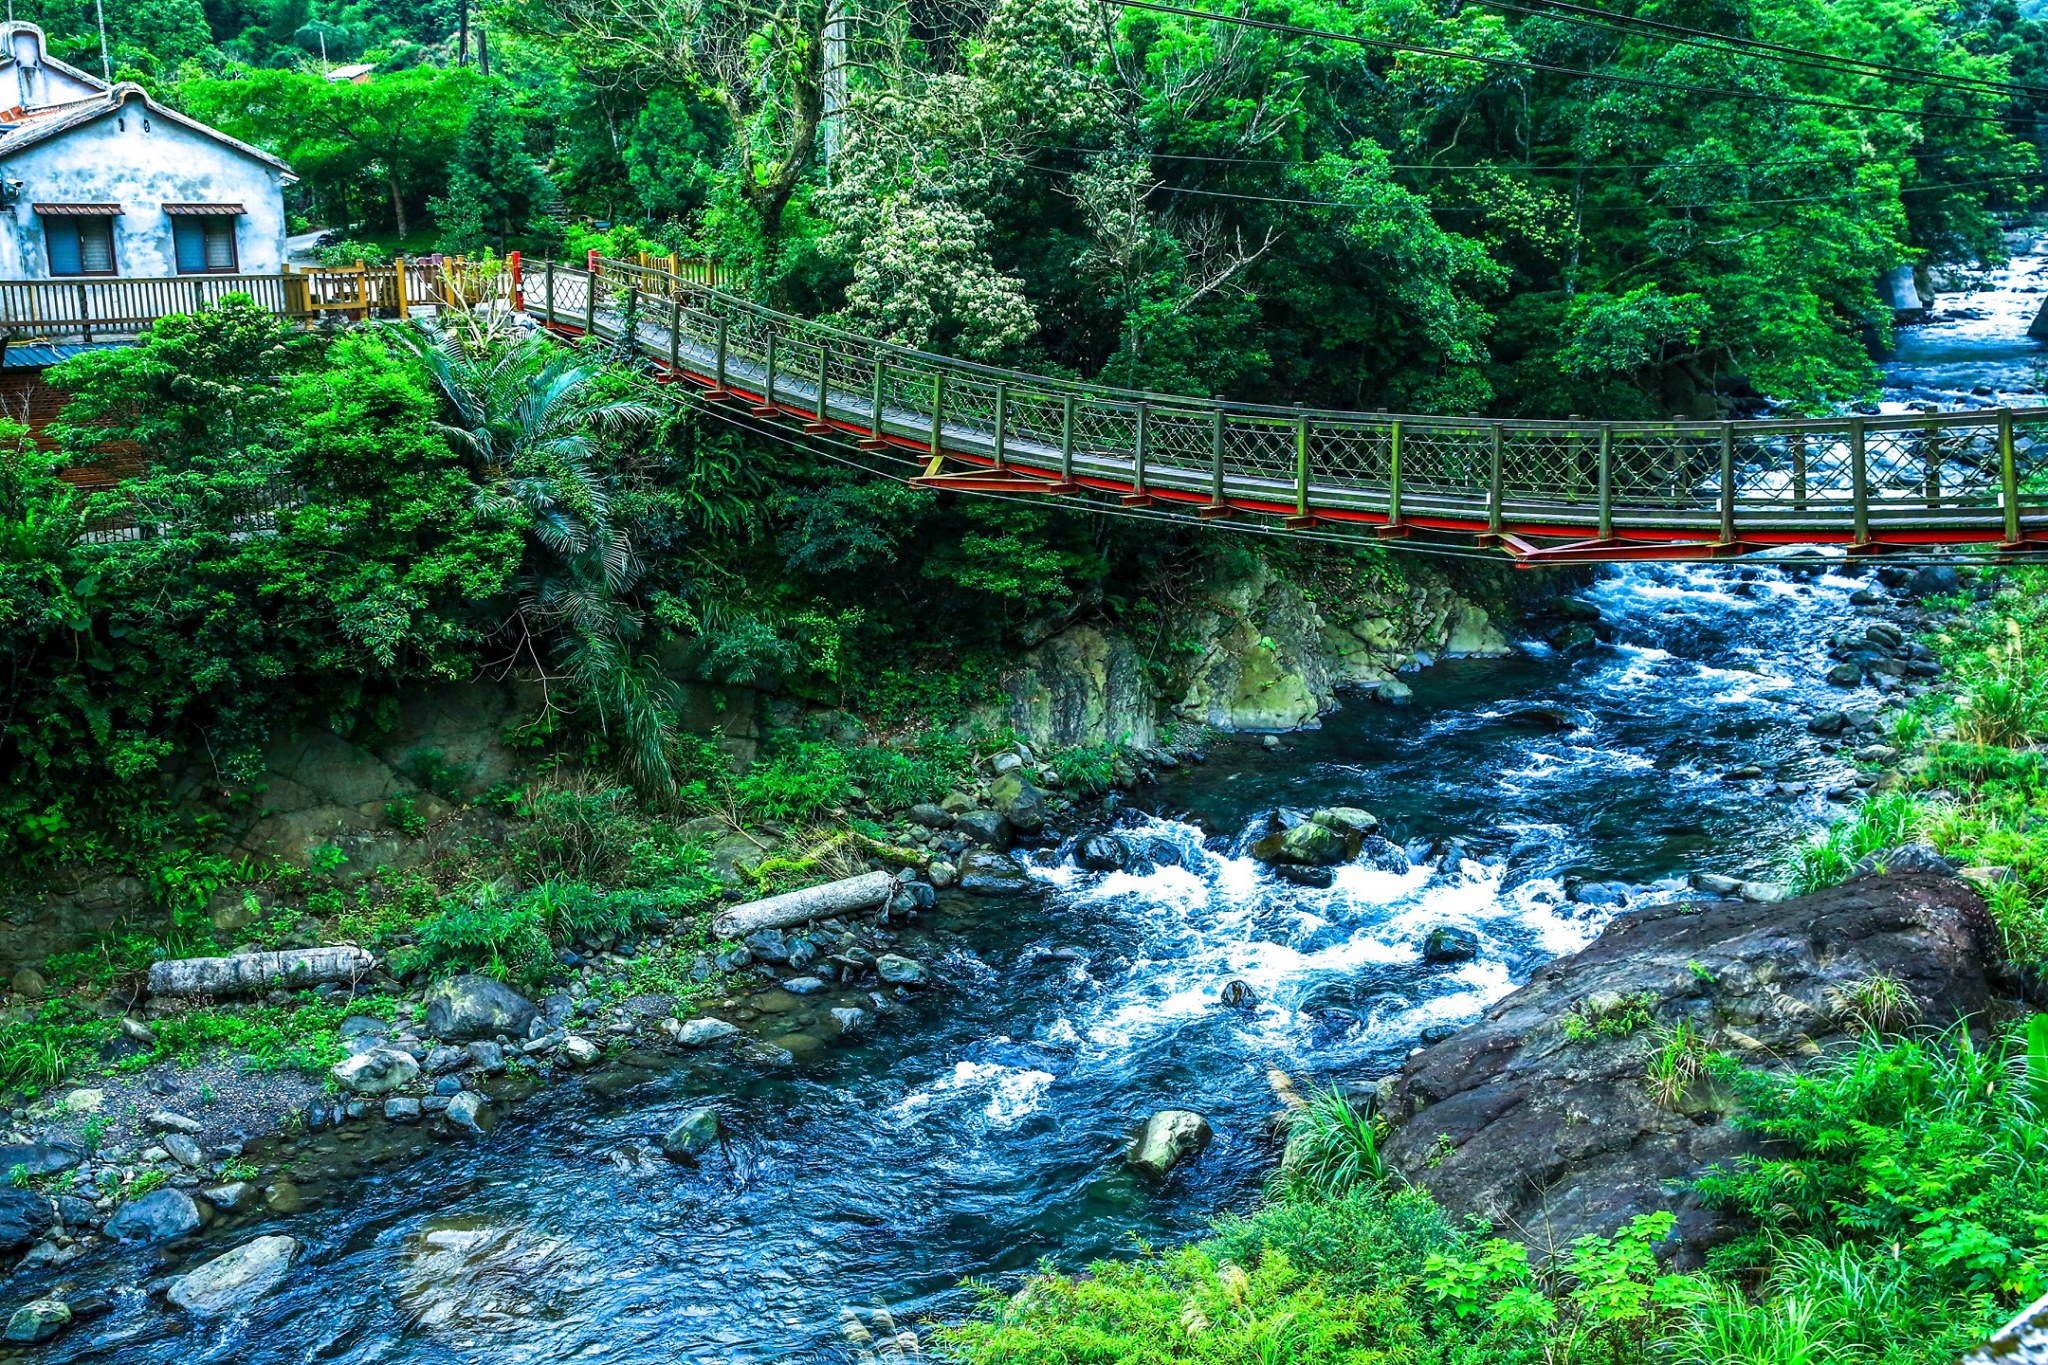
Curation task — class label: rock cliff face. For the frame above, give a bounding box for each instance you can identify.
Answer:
[1373,872,2001,1264]
[989,551,1520,746]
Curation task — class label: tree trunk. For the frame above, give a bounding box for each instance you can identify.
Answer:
[711,871,895,939]
[147,946,376,998]
[389,175,408,240]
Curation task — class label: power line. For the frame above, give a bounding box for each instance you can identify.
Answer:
[1493,0,2048,101]
[1102,0,2038,128]
[1025,143,2001,174]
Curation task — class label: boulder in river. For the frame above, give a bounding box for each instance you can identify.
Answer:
[1355,835,1410,875]
[1073,833,1128,873]
[1127,1109,1212,1177]
[1272,864,1334,889]
[662,1108,722,1161]
[1374,680,1413,706]
[1252,818,1351,867]
[671,1017,739,1048]
[1219,980,1258,1010]
[1421,926,1480,964]
[105,1188,200,1244]
[959,850,1032,896]
[2,1299,67,1344]
[167,1235,299,1316]
[424,975,538,1041]
[953,810,1011,849]
[1375,872,1998,1263]
[876,954,929,987]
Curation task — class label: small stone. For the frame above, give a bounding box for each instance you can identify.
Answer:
[671,1017,740,1048]
[119,1016,156,1046]
[781,976,827,996]
[1827,662,1864,687]
[200,1182,252,1211]
[332,1048,420,1096]
[1691,872,1745,897]
[162,1134,203,1168]
[105,1187,200,1243]
[383,1097,423,1123]
[8,969,45,1001]
[928,860,957,888]
[560,1035,601,1066]
[1375,680,1414,706]
[661,1107,722,1161]
[149,1109,203,1136]
[424,1045,468,1075]
[464,1040,507,1074]
[828,1007,867,1036]
[1219,979,1257,1010]
[3,1298,68,1344]
[875,954,928,987]
[423,975,538,1041]
[1073,834,1128,872]
[444,1092,490,1137]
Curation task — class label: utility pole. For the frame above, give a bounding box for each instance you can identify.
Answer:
[820,0,848,165]
[93,0,109,84]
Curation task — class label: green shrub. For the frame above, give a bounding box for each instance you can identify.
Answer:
[735,740,853,822]
[1271,1088,1386,1202]
[1048,742,1119,796]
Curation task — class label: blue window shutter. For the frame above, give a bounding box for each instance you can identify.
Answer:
[173,218,204,273]
[46,221,80,275]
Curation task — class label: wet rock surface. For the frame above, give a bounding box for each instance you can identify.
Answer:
[1377,872,1999,1262]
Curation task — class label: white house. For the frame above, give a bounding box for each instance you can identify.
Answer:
[0,23,293,281]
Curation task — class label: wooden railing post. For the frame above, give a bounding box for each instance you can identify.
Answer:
[1850,416,1871,547]
[391,256,408,320]
[1597,424,1614,540]
[1718,422,1736,546]
[1290,404,1311,527]
[808,341,831,433]
[756,332,779,415]
[2001,409,2021,545]
[1487,421,1505,535]
[992,381,1008,470]
[1060,394,1076,485]
[1387,420,1403,530]
[1208,406,1226,510]
[1125,402,1151,504]
[667,297,681,375]
[863,355,886,448]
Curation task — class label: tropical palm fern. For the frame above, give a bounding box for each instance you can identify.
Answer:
[393,321,680,792]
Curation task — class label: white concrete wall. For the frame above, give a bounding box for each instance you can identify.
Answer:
[0,94,289,280]
[3,27,103,109]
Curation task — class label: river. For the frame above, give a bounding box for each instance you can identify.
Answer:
[46,247,2043,1363]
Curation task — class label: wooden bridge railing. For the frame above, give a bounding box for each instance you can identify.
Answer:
[0,260,509,343]
[526,255,2048,557]
[8,253,2048,556]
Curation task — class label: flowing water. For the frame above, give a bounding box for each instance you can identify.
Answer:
[48,248,2046,1363]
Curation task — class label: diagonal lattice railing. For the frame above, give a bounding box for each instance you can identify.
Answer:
[529,255,2048,558]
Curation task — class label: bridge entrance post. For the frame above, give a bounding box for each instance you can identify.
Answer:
[2001,409,2021,546]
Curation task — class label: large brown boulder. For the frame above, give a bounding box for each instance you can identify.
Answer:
[1375,873,2002,1264]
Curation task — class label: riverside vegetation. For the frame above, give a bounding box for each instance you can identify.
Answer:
[939,570,2048,1365]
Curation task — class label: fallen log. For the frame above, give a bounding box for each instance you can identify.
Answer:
[147,946,376,998]
[712,871,895,939]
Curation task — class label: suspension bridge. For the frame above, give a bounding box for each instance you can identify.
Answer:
[7,252,2048,563]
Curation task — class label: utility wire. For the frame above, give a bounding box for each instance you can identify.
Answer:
[1101,0,2040,128]
[1492,0,2048,101]
[1023,143,2012,174]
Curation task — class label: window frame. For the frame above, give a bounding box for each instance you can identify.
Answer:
[45,216,118,278]
[171,215,240,275]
